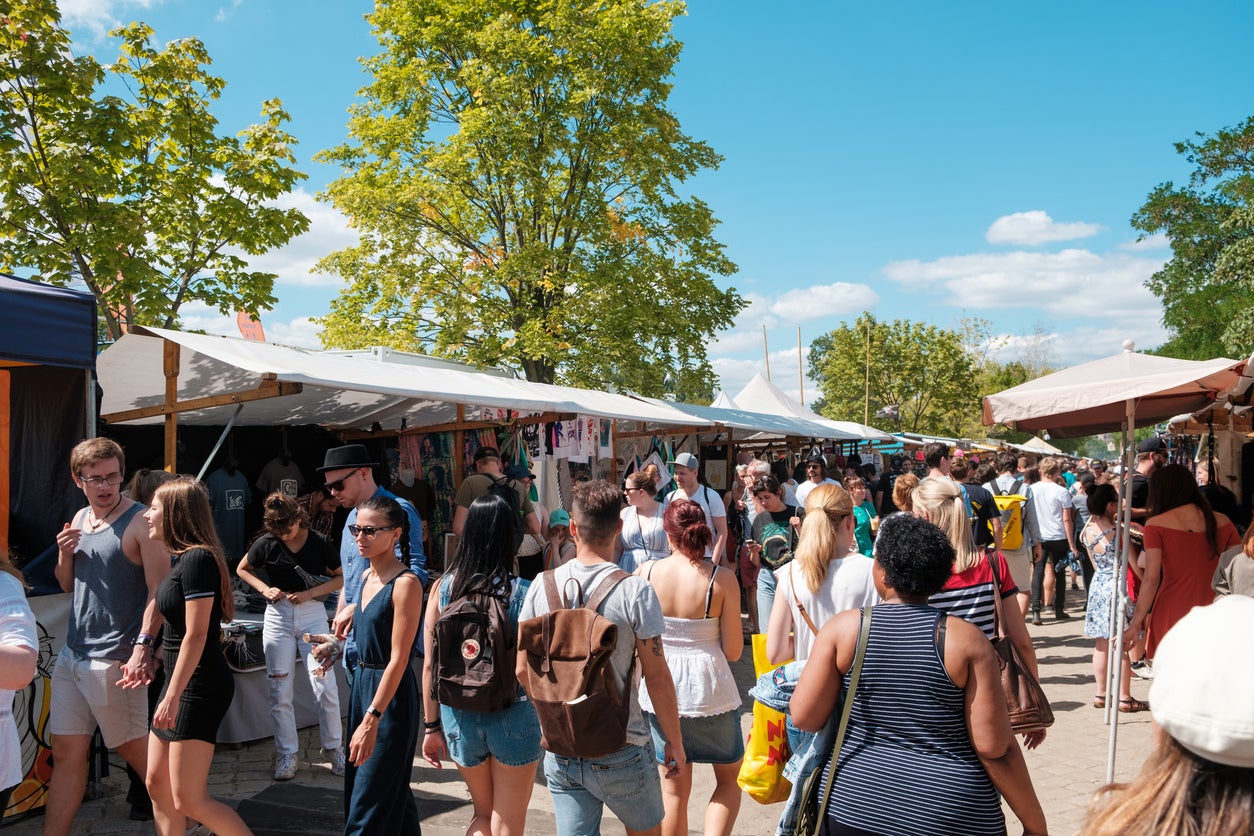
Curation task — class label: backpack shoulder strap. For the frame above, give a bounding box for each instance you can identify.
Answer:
[584,568,630,613]
[541,570,562,611]
[704,565,719,619]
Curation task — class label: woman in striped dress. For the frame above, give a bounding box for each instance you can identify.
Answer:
[792,514,1047,836]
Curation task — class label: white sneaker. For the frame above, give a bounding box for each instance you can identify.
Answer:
[326,746,346,777]
[273,752,299,781]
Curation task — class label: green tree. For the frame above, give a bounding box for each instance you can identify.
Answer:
[0,3,309,340]
[1133,116,1254,360]
[316,0,742,395]
[809,313,976,436]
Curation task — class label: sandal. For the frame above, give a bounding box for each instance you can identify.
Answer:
[1118,697,1149,713]
[1093,695,1106,709]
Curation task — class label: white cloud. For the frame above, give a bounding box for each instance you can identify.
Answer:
[882,248,1166,320]
[986,323,1172,368]
[1119,232,1170,252]
[214,0,244,23]
[61,0,156,40]
[768,282,878,321]
[985,211,1103,246]
[229,188,357,288]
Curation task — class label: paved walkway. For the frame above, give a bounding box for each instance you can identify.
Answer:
[2,588,1152,835]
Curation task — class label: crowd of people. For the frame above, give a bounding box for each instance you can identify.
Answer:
[6,434,1254,835]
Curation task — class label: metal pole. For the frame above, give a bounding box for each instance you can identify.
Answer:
[195,404,245,483]
[1106,401,1134,783]
[798,327,804,407]
[763,326,771,381]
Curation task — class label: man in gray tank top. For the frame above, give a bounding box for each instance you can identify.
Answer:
[44,438,170,836]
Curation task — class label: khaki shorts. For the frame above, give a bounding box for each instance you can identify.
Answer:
[49,646,149,748]
[1002,545,1033,593]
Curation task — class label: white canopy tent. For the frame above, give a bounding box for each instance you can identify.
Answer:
[983,343,1247,781]
[732,373,897,442]
[1017,436,1066,456]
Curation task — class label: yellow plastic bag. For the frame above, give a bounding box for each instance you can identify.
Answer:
[736,634,792,804]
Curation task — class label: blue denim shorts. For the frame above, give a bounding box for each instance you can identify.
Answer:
[441,698,542,768]
[544,743,664,834]
[646,709,745,765]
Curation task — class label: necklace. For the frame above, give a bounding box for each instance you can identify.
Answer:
[86,496,124,531]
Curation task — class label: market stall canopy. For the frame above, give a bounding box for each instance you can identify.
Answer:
[709,390,738,409]
[0,274,96,369]
[630,394,862,440]
[1018,436,1066,456]
[1168,405,1254,436]
[99,327,705,431]
[982,350,1245,438]
[731,373,896,442]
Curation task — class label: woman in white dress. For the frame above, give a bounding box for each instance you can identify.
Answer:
[616,465,668,573]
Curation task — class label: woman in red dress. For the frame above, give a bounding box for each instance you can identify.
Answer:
[1127,464,1239,663]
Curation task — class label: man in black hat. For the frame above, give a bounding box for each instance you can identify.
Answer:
[451,447,541,538]
[321,444,427,674]
[1130,437,1167,523]
[795,452,838,507]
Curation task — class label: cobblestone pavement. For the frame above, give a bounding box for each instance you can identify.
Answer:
[2,587,1150,835]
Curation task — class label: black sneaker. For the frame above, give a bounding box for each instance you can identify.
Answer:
[1031,611,1043,626]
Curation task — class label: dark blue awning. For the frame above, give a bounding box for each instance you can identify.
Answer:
[0,273,97,369]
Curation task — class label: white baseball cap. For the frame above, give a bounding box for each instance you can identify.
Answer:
[1149,595,1254,768]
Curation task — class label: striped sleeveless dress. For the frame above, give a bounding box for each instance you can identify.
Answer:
[821,604,1006,835]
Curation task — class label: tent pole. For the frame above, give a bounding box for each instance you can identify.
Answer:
[195,404,245,483]
[1106,403,1134,783]
[453,405,465,487]
[163,341,179,472]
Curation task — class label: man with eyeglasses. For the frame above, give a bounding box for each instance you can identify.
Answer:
[44,438,169,836]
[321,444,427,679]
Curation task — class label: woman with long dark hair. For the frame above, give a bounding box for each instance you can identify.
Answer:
[1079,483,1139,712]
[1126,463,1239,660]
[637,499,743,836]
[344,495,422,835]
[421,493,541,836]
[142,478,251,836]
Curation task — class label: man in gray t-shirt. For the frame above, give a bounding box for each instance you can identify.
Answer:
[518,480,683,835]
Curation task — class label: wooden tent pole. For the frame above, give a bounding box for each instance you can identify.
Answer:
[163,341,179,472]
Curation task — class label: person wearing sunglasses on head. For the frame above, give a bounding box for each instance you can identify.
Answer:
[319,445,427,683]
[237,493,345,782]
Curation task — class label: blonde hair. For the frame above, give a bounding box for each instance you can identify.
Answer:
[892,473,919,512]
[626,465,659,495]
[1083,735,1254,835]
[913,477,979,573]
[793,483,854,594]
[1040,456,1061,479]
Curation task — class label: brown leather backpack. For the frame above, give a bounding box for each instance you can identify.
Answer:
[517,568,633,758]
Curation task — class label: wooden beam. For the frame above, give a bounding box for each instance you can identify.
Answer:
[615,424,718,440]
[453,404,466,487]
[163,341,179,472]
[337,411,572,441]
[102,378,304,424]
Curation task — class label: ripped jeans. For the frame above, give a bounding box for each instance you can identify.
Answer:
[263,597,342,755]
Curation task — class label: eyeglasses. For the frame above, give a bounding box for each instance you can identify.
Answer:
[79,472,123,488]
[806,464,822,471]
[325,472,360,493]
[348,524,398,539]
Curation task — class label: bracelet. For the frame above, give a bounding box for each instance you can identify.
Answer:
[423,718,442,730]
[424,727,443,735]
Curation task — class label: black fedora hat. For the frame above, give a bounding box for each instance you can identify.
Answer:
[318,444,376,473]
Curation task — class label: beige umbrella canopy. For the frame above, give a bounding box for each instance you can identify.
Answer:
[983,348,1245,438]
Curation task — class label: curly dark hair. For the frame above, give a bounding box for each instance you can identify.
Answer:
[874,513,954,597]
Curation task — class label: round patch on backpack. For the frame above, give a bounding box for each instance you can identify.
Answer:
[460,638,481,660]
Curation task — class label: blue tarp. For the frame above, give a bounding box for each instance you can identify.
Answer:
[0,273,97,368]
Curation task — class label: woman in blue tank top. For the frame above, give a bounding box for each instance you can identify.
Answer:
[791,513,1048,836]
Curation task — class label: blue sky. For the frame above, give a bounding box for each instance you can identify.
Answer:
[62,0,1254,401]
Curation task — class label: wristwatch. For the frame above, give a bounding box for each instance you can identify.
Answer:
[366,706,383,719]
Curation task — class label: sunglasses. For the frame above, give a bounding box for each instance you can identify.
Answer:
[325,471,359,492]
[348,524,398,539]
